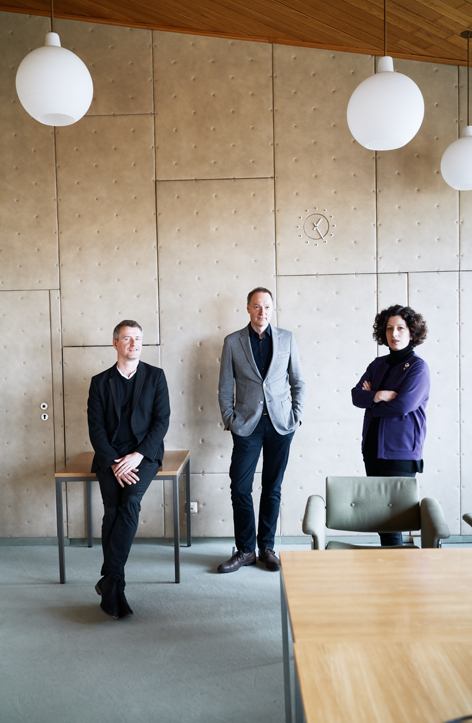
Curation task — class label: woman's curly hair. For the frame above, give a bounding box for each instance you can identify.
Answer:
[373,304,428,347]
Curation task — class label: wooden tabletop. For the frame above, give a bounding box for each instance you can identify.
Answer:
[280,549,472,643]
[293,640,472,723]
[55,450,190,478]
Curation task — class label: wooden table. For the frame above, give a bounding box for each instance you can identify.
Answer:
[293,640,472,723]
[55,450,191,584]
[280,549,472,723]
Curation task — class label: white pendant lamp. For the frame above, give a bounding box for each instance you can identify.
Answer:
[347,0,424,151]
[441,31,472,191]
[15,0,93,126]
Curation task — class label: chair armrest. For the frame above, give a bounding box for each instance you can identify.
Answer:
[463,513,472,529]
[302,495,326,550]
[420,498,450,548]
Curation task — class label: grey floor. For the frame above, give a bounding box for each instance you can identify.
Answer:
[1,538,303,723]
[2,537,470,723]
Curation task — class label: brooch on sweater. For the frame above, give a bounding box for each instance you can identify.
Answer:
[403,363,410,371]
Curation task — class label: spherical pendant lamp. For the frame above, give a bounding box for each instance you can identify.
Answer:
[441,31,472,191]
[16,31,93,126]
[346,0,424,151]
[347,56,424,150]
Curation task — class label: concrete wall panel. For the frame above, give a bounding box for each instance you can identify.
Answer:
[378,273,408,312]
[56,19,153,116]
[459,65,472,271]
[378,61,459,273]
[0,290,56,537]
[154,32,273,180]
[409,272,460,533]
[158,178,276,474]
[56,115,158,346]
[460,272,472,533]
[0,13,59,291]
[274,46,376,275]
[277,273,377,535]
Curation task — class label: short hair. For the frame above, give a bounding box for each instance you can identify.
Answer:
[247,287,274,305]
[113,320,143,341]
[373,305,428,347]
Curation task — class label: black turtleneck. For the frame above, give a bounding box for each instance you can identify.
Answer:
[363,345,423,474]
[385,344,415,367]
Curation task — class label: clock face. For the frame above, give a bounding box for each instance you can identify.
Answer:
[303,213,330,242]
[296,207,335,246]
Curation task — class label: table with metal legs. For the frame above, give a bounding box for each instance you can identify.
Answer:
[280,548,472,723]
[55,450,191,584]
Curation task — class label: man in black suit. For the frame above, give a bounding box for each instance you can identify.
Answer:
[87,320,170,619]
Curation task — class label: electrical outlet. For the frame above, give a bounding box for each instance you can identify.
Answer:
[189,502,198,514]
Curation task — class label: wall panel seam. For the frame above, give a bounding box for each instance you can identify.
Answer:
[271,42,277,284]
[87,112,154,117]
[152,29,160,347]
[156,176,275,183]
[53,126,67,476]
[276,270,464,278]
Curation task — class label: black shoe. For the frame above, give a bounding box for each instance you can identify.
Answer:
[117,590,133,619]
[96,575,119,619]
[217,550,256,573]
[258,547,281,572]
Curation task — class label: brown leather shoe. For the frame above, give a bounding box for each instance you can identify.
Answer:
[259,548,281,572]
[217,550,256,573]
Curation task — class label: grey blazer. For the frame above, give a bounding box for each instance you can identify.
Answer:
[218,325,305,437]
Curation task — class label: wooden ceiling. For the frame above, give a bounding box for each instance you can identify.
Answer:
[2,0,472,65]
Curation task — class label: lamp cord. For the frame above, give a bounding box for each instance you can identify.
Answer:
[51,0,54,33]
[384,0,387,56]
[467,33,470,125]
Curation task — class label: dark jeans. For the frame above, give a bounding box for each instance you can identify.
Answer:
[364,458,416,547]
[97,458,160,585]
[230,415,295,553]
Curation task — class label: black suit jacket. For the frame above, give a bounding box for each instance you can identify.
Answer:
[87,361,170,473]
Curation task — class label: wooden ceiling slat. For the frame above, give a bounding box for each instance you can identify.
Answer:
[196,0,370,46]
[1,0,472,64]
[203,0,361,44]
[411,0,472,26]
[236,0,379,46]
[414,27,468,56]
[90,0,216,28]
[394,0,472,28]
[168,0,316,39]
[295,0,386,44]
[134,0,253,32]
[267,0,385,48]
[389,2,468,56]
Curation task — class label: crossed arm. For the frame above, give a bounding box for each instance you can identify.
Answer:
[361,380,397,404]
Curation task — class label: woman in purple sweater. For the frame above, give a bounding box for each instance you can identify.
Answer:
[351,304,430,546]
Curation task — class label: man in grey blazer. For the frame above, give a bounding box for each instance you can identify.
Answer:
[217,287,305,573]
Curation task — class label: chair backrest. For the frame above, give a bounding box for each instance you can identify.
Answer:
[326,476,421,533]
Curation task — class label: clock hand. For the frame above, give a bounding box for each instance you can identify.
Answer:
[312,218,326,240]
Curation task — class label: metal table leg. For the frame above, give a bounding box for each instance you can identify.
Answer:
[295,664,305,723]
[281,573,292,723]
[173,474,180,583]
[185,458,191,548]
[56,478,66,584]
[86,479,93,547]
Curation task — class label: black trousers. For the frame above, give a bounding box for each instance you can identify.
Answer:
[230,415,295,553]
[364,457,416,547]
[97,458,160,585]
